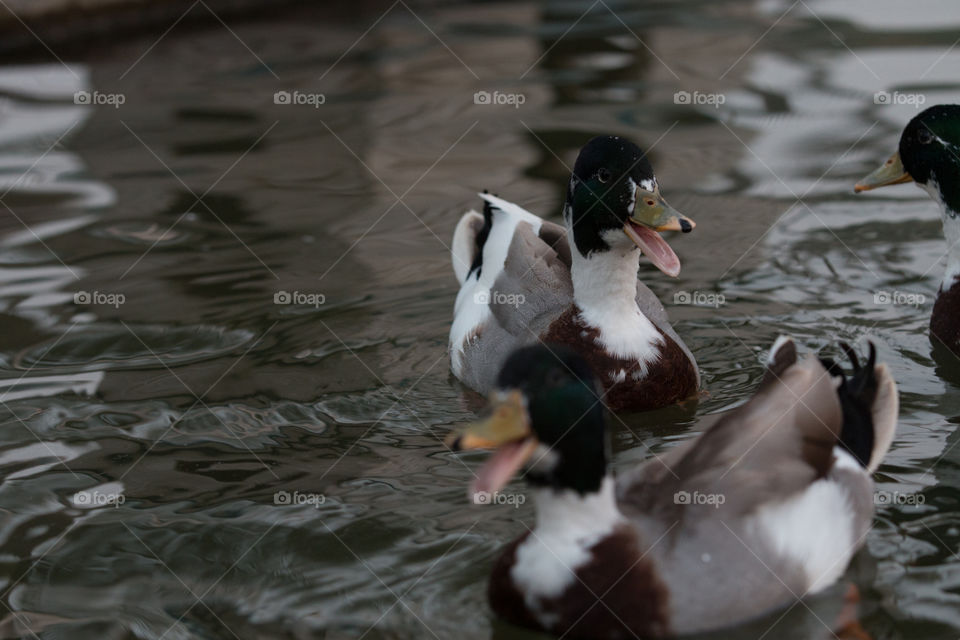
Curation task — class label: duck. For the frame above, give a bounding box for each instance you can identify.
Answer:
[446,337,898,639]
[855,103,960,352]
[449,135,699,412]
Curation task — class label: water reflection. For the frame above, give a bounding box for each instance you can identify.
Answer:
[0,1,959,639]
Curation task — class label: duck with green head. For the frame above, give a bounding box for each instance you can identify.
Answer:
[448,339,898,638]
[855,104,960,351]
[449,136,699,412]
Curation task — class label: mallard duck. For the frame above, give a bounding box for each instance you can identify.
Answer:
[446,337,897,639]
[449,136,698,412]
[855,103,960,352]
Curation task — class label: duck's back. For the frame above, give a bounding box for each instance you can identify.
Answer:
[449,197,573,392]
[613,345,895,635]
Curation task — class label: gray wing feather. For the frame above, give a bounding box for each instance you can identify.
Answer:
[457,220,572,392]
[618,355,842,519]
[488,220,572,336]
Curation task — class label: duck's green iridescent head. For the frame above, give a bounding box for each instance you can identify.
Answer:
[446,345,609,497]
[856,104,960,214]
[565,135,695,277]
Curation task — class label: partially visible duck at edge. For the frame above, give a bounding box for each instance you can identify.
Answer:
[856,103,960,353]
[449,135,698,412]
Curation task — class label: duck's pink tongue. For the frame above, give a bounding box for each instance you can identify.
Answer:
[624,222,681,277]
[469,439,536,500]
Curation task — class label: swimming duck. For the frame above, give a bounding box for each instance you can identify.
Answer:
[855,104,960,352]
[449,136,698,412]
[447,337,897,639]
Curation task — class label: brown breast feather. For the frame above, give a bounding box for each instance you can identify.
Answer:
[489,527,672,639]
[540,307,698,411]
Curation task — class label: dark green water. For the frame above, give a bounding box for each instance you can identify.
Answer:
[0,0,959,638]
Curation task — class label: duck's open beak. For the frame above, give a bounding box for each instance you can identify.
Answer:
[624,186,695,278]
[854,151,914,193]
[445,390,537,500]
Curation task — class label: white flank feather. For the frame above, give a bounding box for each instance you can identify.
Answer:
[448,194,543,375]
[451,210,483,285]
[748,447,863,594]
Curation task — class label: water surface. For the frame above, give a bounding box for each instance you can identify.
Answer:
[1,1,960,638]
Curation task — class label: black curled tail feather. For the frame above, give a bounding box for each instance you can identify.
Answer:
[819,342,878,468]
[469,190,496,277]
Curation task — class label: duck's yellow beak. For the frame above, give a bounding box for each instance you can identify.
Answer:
[628,186,696,232]
[622,185,695,278]
[854,151,914,193]
[445,390,532,450]
[446,390,538,500]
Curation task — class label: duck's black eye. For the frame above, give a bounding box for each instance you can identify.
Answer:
[545,368,567,387]
[918,128,935,145]
[596,168,611,184]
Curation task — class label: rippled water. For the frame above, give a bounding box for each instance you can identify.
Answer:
[1,1,960,638]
